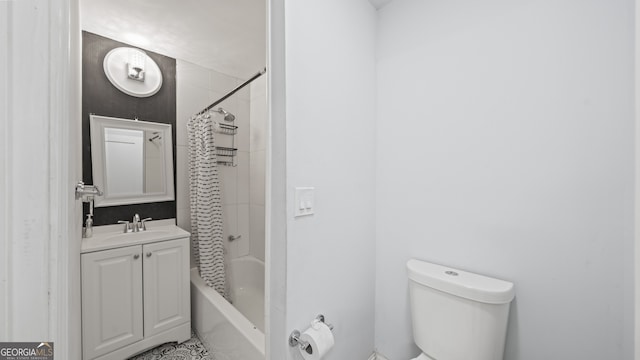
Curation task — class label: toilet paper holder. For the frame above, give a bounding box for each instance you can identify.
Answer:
[289,314,334,351]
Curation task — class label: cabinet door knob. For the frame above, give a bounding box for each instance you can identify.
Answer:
[133,254,140,259]
[146,252,152,258]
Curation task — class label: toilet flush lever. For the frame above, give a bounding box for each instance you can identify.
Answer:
[228,235,242,242]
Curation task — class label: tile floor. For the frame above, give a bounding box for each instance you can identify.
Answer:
[129,331,212,360]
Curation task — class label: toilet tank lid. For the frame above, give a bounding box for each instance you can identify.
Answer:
[407,259,515,304]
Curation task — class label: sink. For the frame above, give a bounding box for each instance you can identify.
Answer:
[81,220,190,253]
[102,230,171,243]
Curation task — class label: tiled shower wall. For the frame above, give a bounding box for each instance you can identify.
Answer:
[249,75,267,262]
[175,60,254,266]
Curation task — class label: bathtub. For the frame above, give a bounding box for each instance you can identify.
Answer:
[191,256,265,360]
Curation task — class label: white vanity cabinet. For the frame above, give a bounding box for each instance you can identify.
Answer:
[143,239,190,337]
[81,245,144,359]
[81,222,191,360]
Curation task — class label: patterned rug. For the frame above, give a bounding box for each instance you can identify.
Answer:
[129,330,212,360]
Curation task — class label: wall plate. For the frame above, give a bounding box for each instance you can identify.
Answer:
[294,187,315,217]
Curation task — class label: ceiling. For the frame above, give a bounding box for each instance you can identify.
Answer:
[369,0,394,9]
[81,0,266,79]
[81,0,396,78]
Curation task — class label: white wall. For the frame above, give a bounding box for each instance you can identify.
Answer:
[175,60,252,266]
[0,1,7,341]
[374,1,635,359]
[635,1,640,356]
[282,1,377,359]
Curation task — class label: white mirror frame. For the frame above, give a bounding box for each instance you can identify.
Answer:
[90,114,175,207]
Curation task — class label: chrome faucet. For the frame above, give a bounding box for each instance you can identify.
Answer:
[140,216,152,231]
[133,213,141,232]
[117,220,133,233]
[118,214,152,233]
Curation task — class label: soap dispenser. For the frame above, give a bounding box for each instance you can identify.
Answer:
[84,214,93,238]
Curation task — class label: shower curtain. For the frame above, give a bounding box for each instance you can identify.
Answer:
[187,114,228,299]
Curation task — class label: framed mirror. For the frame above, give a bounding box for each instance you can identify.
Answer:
[90,114,175,207]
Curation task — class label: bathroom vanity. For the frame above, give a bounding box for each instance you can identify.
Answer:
[80,220,191,360]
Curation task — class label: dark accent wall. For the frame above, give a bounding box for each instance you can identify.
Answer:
[82,31,177,226]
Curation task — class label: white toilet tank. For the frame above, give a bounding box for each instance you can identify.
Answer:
[407,259,515,360]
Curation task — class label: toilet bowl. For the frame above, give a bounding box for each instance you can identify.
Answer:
[407,259,515,360]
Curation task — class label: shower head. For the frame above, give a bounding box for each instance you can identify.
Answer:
[215,107,236,122]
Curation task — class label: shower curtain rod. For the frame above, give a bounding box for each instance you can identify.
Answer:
[197,67,267,116]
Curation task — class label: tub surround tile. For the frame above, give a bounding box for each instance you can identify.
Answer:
[176,60,264,266]
[237,205,250,257]
[235,78,252,101]
[237,151,250,204]
[249,150,266,206]
[248,75,267,264]
[176,85,216,147]
[215,96,238,121]
[235,99,250,152]
[249,97,267,151]
[210,70,238,95]
[250,80,266,101]
[250,204,265,262]
[249,76,267,152]
[222,204,238,258]
[219,165,237,205]
[177,60,211,91]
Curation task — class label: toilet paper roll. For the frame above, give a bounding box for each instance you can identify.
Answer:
[299,320,334,360]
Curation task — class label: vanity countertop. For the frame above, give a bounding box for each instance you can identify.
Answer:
[81,219,190,254]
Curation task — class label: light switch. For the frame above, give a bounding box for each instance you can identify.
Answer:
[294,187,315,217]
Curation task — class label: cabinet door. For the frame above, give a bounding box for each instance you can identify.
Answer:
[81,246,143,360]
[143,238,190,337]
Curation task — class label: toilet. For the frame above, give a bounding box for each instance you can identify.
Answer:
[406,259,515,360]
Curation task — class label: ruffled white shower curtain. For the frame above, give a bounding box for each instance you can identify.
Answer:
[187,114,228,299]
